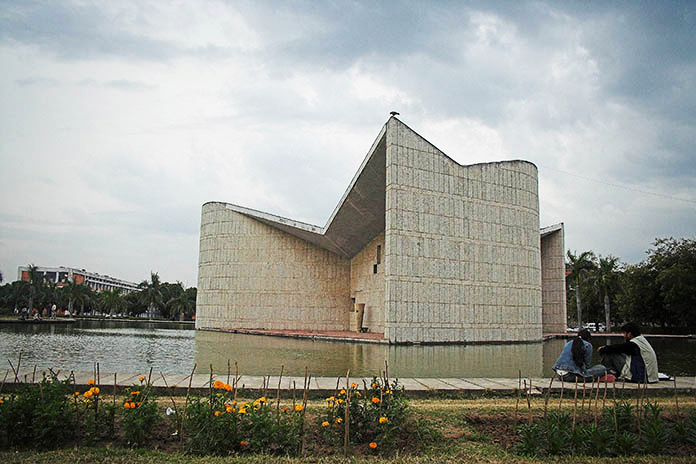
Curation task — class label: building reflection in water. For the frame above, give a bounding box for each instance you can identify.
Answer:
[195,331,556,378]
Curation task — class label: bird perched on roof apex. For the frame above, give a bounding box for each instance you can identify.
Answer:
[390,111,399,116]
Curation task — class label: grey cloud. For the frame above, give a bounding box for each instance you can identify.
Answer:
[15,76,61,86]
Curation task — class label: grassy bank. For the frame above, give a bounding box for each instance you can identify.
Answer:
[2,395,696,463]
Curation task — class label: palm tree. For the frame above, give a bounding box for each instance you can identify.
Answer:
[166,282,193,321]
[139,272,163,319]
[25,264,44,315]
[60,280,82,315]
[566,251,596,329]
[100,288,126,318]
[594,256,621,333]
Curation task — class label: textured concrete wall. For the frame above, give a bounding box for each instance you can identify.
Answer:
[196,202,352,331]
[541,226,567,333]
[349,233,385,333]
[384,119,542,343]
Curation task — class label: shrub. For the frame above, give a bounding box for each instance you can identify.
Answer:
[121,377,159,446]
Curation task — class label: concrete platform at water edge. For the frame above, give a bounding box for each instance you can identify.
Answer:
[3,369,695,398]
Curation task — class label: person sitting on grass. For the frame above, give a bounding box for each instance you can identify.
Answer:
[598,322,658,383]
[553,329,614,382]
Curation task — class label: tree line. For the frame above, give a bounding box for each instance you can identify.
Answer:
[566,237,696,332]
[0,266,196,321]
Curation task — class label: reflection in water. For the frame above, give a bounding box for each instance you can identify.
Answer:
[194,331,546,377]
[2,320,695,378]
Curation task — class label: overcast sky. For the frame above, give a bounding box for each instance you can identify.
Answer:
[1,1,694,287]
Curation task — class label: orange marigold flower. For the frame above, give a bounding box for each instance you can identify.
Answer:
[124,402,131,409]
[371,397,380,404]
[321,421,329,427]
[136,402,141,407]
[240,440,247,447]
[224,383,233,391]
[350,383,357,389]
[0,399,3,405]
[369,442,378,449]
[258,396,266,403]
[213,380,224,389]
[130,391,140,396]
[295,404,304,412]
[138,376,145,382]
[91,387,100,395]
[214,410,222,416]
[335,417,342,424]
[74,392,80,397]
[83,391,93,399]
[238,408,247,414]
[339,389,346,395]
[379,416,388,424]
[87,379,95,385]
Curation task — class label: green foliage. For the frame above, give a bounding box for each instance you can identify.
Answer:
[0,373,76,449]
[184,381,302,456]
[641,402,668,454]
[122,379,160,446]
[615,430,638,455]
[516,423,543,456]
[318,377,410,453]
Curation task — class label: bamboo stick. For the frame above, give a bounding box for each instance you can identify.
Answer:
[276,365,284,416]
[32,365,37,384]
[543,376,554,422]
[558,376,564,410]
[344,369,351,457]
[180,363,196,443]
[516,370,521,418]
[673,377,680,418]
[572,378,578,430]
[525,378,532,424]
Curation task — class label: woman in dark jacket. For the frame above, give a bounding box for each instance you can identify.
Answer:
[553,329,613,382]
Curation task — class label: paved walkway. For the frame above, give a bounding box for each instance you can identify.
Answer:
[4,369,695,396]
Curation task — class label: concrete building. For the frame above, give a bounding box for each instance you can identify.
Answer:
[18,265,140,293]
[196,117,566,343]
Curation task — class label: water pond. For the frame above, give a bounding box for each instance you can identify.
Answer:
[1,319,695,378]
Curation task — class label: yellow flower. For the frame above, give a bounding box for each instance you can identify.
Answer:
[335,417,342,424]
[138,376,145,382]
[130,391,140,396]
[87,379,95,386]
[339,389,346,395]
[338,399,343,404]
[225,404,234,413]
[350,383,357,389]
[372,383,377,389]
[238,408,247,414]
[214,410,223,416]
[369,442,377,449]
[371,397,380,404]
[379,416,388,424]
[321,421,329,427]
[295,404,304,412]
[385,389,392,395]
[83,391,93,399]
[258,396,266,403]
[91,387,100,395]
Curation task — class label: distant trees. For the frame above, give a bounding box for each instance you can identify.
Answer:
[0,268,196,320]
[567,237,696,332]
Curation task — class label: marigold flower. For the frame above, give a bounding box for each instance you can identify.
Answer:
[213,380,224,389]
[136,402,141,407]
[371,397,380,404]
[225,404,234,413]
[339,389,346,395]
[224,383,233,391]
[214,410,222,416]
[124,402,131,409]
[258,396,266,403]
[240,440,247,447]
[238,408,247,414]
[350,383,357,389]
[385,389,392,395]
[74,392,80,397]
[87,379,95,385]
[83,391,93,399]
[130,391,140,396]
[338,399,344,404]
[91,387,100,395]
[372,383,377,389]
[295,404,304,412]
[379,416,388,424]
[138,376,145,382]
[0,399,3,405]
[335,417,342,424]
[321,421,329,427]
[369,442,378,449]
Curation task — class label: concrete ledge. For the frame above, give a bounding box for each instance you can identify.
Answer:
[3,369,695,399]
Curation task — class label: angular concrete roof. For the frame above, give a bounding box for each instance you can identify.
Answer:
[218,117,554,259]
[220,122,387,259]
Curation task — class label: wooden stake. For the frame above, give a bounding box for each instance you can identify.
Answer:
[572,378,579,430]
[543,376,554,422]
[180,363,196,443]
[344,369,351,457]
[276,365,284,416]
[558,376,564,410]
[32,365,37,384]
[673,377,680,418]
[525,378,532,424]
[581,377,586,411]
[516,370,521,418]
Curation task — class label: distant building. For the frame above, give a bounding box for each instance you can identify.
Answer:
[196,117,566,343]
[18,265,139,293]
